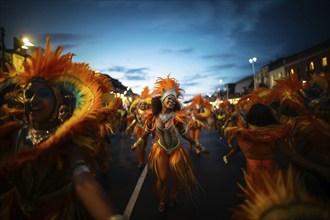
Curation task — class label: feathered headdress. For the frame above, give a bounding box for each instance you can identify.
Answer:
[235,88,272,127]
[268,76,307,115]
[191,94,212,119]
[129,86,152,112]
[1,37,115,170]
[152,74,184,101]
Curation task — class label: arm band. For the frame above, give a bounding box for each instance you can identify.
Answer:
[72,160,91,176]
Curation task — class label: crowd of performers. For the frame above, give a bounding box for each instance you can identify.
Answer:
[1,38,330,219]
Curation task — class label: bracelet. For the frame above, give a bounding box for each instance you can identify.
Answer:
[133,137,144,148]
[72,164,91,176]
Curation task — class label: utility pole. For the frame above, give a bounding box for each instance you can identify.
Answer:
[0,27,6,72]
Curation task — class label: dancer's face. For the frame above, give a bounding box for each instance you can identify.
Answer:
[58,104,72,122]
[163,95,176,110]
[139,100,148,110]
[24,81,56,123]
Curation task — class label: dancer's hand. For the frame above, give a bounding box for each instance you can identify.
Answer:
[130,138,143,151]
[130,143,137,151]
[125,127,131,134]
[223,156,228,164]
[195,142,210,155]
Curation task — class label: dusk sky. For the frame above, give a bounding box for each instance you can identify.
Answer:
[1,0,330,100]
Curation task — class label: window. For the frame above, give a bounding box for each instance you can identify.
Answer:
[309,62,315,71]
[322,57,327,67]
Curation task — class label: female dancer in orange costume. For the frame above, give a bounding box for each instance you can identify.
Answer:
[130,75,208,213]
[126,86,151,168]
[187,94,212,152]
[225,87,330,199]
[0,38,123,220]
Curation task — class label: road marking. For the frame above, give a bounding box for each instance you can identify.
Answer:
[122,164,148,219]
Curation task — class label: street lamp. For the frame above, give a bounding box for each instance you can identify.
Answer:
[249,57,257,89]
[21,37,34,49]
[218,79,223,99]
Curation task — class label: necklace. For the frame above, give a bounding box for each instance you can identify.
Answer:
[26,127,57,146]
[159,112,174,124]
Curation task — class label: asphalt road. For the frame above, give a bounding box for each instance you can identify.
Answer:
[96,129,248,220]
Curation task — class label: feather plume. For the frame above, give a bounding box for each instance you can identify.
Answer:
[19,37,74,86]
[268,76,307,114]
[140,86,150,99]
[232,165,330,220]
[191,94,212,120]
[152,74,184,99]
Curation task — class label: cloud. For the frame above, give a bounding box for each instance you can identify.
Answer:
[181,81,199,87]
[202,53,236,60]
[105,65,149,81]
[209,63,237,71]
[107,66,126,72]
[123,67,150,81]
[160,48,194,54]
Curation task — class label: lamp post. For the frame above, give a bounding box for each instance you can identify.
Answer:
[249,57,257,89]
[218,79,223,100]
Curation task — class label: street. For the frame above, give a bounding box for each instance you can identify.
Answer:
[97,129,247,220]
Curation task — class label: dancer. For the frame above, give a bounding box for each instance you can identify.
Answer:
[187,94,212,152]
[126,86,152,168]
[0,38,123,220]
[130,74,208,213]
[225,90,330,198]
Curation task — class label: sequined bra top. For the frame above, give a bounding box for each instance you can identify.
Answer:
[155,120,180,154]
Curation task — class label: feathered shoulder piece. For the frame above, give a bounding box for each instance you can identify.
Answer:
[174,110,188,124]
[226,124,289,146]
[152,74,184,100]
[240,124,289,143]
